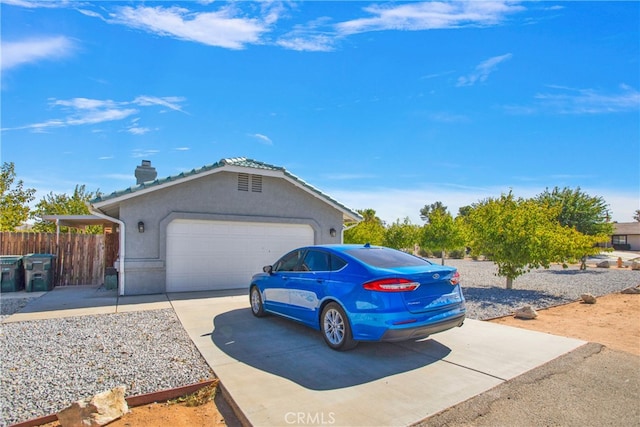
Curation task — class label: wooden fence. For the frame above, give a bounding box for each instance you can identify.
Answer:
[0,232,115,286]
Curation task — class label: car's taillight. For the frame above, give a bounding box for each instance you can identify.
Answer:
[363,278,420,292]
[450,271,460,285]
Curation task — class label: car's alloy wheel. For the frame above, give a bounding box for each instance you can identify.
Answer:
[321,302,357,350]
[250,286,265,317]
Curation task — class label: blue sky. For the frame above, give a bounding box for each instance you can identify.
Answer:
[2,0,639,224]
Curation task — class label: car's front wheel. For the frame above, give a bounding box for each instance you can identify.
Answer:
[321,302,357,351]
[250,286,266,317]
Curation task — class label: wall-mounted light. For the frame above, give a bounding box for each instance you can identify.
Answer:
[138,221,145,233]
[329,228,337,238]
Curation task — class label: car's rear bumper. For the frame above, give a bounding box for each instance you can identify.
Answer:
[379,313,465,342]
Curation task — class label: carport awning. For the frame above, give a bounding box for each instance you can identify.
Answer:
[42,215,117,229]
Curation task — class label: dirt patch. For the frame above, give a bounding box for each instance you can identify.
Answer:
[106,400,226,427]
[488,292,640,355]
[39,383,234,427]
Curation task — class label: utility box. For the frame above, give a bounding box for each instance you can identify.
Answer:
[104,267,118,290]
[24,254,56,292]
[1,256,24,292]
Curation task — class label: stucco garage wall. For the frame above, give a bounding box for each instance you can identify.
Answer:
[117,171,345,294]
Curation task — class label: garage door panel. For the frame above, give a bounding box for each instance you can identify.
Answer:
[166,220,314,292]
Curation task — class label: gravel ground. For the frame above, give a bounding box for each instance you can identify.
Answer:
[1,260,639,426]
[446,259,640,319]
[0,308,214,426]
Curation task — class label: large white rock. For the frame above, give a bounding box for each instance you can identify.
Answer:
[57,386,128,427]
[514,305,538,319]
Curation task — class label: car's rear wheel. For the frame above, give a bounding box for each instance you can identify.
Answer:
[321,302,357,351]
[250,286,266,317]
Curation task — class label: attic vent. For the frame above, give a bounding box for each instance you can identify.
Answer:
[251,175,262,193]
[237,173,263,193]
[238,173,249,191]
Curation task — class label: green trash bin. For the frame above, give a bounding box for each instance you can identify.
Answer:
[104,267,118,290]
[1,256,24,292]
[24,254,56,292]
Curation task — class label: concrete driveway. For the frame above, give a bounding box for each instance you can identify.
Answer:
[168,291,586,427]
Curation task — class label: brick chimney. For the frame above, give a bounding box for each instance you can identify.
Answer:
[135,160,157,184]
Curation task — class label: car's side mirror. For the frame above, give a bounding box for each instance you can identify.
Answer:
[263,265,273,274]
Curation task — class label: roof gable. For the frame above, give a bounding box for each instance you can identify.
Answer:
[91,157,362,223]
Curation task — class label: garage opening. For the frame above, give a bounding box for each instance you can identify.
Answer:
[166,219,314,292]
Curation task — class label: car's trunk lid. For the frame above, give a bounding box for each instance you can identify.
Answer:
[390,265,463,314]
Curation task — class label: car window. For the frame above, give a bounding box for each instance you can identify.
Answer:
[344,247,430,268]
[330,254,347,271]
[300,250,331,272]
[274,250,304,272]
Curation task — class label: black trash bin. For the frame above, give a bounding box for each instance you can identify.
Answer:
[24,254,56,292]
[1,255,24,292]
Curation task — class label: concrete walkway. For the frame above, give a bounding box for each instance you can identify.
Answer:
[2,286,592,426]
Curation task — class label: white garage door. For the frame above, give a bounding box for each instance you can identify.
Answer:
[166,219,314,292]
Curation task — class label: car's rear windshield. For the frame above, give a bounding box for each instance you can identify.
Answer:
[344,248,431,268]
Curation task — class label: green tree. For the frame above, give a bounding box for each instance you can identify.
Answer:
[0,162,36,231]
[383,217,420,251]
[343,208,385,245]
[419,201,447,222]
[465,191,590,289]
[420,207,465,265]
[457,205,473,218]
[535,187,614,237]
[535,187,614,269]
[31,185,102,233]
[634,210,640,222]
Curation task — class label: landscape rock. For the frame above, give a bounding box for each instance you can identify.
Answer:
[621,287,640,295]
[580,293,597,304]
[514,305,538,319]
[631,261,640,271]
[596,260,610,268]
[57,386,128,427]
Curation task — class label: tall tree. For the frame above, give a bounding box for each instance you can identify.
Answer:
[419,202,447,222]
[0,162,36,231]
[634,210,640,222]
[383,217,420,251]
[31,185,102,233]
[535,187,614,237]
[420,208,465,265]
[464,191,599,289]
[343,208,385,245]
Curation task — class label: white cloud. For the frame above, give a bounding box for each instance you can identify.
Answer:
[175,147,190,151]
[1,36,75,71]
[276,34,336,52]
[3,95,186,133]
[251,133,273,145]
[131,149,160,158]
[336,1,524,36]
[1,0,73,8]
[108,5,273,49]
[133,96,187,113]
[457,53,512,87]
[534,85,640,114]
[505,85,640,115]
[127,126,151,135]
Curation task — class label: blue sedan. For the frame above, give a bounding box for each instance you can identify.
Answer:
[249,244,466,350]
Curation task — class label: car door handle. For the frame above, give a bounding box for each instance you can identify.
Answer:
[316,279,324,283]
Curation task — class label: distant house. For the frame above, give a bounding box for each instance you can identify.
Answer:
[611,222,640,251]
[87,158,362,296]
